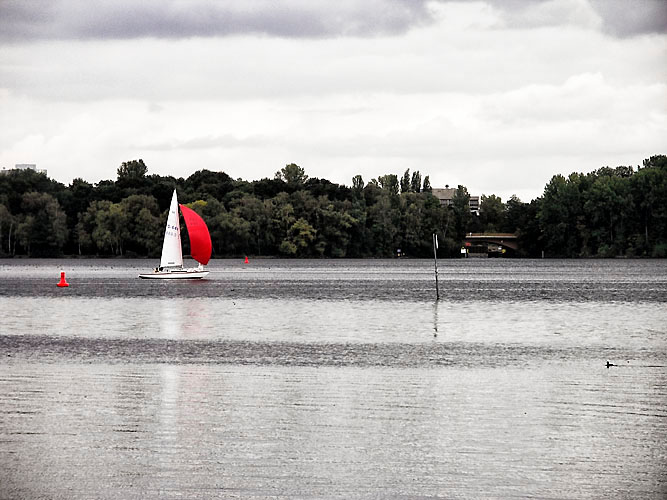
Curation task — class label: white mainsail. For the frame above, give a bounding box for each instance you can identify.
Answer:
[159,190,183,269]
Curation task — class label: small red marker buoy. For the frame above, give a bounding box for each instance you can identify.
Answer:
[57,271,69,287]
[244,256,249,264]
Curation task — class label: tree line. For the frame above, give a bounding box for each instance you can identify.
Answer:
[0,155,665,259]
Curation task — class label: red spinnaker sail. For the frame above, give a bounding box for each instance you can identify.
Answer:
[179,204,212,265]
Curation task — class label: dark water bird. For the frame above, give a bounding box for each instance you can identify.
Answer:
[606,360,615,368]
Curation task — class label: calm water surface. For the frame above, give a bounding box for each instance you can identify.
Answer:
[1,258,666,499]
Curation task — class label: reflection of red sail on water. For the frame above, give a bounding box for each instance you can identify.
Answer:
[139,190,212,279]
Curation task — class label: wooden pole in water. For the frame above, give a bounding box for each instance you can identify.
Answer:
[433,233,440,301]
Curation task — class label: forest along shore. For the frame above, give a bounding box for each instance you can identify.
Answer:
[1,155,665,259]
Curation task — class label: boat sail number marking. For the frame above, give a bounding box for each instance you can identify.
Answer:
[165,223,180,237]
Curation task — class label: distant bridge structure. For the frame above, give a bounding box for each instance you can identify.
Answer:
[463,233,519,252]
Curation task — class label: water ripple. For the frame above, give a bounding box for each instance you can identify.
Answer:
[1,334,661,369]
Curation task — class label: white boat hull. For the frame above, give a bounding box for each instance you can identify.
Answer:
[139,269,209,279]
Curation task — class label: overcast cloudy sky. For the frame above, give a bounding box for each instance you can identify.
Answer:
[1,0,665,201]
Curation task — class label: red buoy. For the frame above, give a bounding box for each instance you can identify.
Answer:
[244,256,249,264]
[57,271,69,287]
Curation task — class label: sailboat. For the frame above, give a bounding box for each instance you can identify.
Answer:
[139,190,212,279]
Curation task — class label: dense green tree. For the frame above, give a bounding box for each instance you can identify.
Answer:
[502,195,523,233]
[286,218,317,256]
[252,177,287,201]
[74,208,95,255]
[399,193,425,255]
[278,239,298,256]
[584,174,630,256]
[631,160,667,256]
[0,169,65,215]
[0,203,15,255]
[422,176,432,192]
[316,198,358,257]
[538,174,587,257]
[367,193,400,256]
[479,195,505,233]
[643,154,667,169]
[119,195,162,256]
[631,167,664,254]
[271,193,296,231]
[183,169,234,202]
[276,163,308,185]
[95,179,124,203]
[421,191,453,256]
[60,178,95,230]
[377,174,399,197]
[400,169,411,193]
[345,199,369,257]
[304,178,350,201]
[411,171,422,193]
[148,175,180,211]
[451,186,473,240]
[231,194,273,256]
[96,202,127,255]
[288,190,319,238]
[16,192,68,256]
[516,199,543,257]
[117,159,148,181]
[116,159,151,196]
[76,200,126,255]
[213,207,253,256]
[362,180,382,208]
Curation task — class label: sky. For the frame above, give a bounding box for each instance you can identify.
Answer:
[0,0,665,202]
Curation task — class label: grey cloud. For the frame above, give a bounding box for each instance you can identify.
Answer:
[488,0,667,37]
[0,0,433,42]
[1,0,664,43]
[589,0,667,37]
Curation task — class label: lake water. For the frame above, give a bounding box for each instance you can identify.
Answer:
[1,258,666,499]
